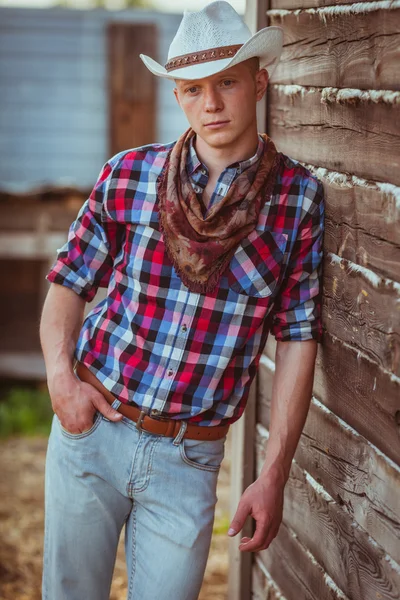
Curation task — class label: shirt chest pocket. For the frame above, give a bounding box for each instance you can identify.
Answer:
[227,230,288,298]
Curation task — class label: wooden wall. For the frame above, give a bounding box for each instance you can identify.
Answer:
[0,7,187,192]
[231,1,400,599]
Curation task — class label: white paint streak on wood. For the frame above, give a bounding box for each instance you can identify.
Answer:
[302,164,400,212]
[349,518,400,573]
[321,88,400,105]
[328,253,400,294]
[287,529,349,599]
[325,331,400,385]
[254,557,288,599]
[257,423,400,579]
[268,0,400,21]
[259,353,276,373]
[273,84,400,105]
[305,471,335,502]
[311,397,400,474]
[260,358,400,472]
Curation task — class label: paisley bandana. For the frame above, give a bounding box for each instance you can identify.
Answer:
[156,127,280,294]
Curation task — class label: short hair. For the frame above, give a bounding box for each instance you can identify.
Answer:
[245,56,260,77]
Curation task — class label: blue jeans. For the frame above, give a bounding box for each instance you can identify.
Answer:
[42,399,227,600]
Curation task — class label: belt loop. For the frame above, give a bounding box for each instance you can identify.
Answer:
[172,420,187,446]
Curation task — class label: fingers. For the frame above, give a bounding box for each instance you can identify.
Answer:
[238,518,271,552]
[57,383,122,433]
[228,502,251,537]
[90,389,123,422]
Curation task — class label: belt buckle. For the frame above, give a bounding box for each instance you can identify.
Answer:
[135,410,166,436]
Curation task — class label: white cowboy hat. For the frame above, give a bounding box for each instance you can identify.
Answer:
[139,1,283,81]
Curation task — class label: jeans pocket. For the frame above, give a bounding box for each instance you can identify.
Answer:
[57,410,102,440]
[179,436,226,472]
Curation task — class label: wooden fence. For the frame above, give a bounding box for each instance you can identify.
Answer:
[229,1,400,599]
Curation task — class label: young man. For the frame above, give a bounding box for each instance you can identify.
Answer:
[40,2,324,599]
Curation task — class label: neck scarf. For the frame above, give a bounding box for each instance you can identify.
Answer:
[156,127,280,294]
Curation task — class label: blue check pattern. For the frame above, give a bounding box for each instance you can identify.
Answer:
[47,136,324,426]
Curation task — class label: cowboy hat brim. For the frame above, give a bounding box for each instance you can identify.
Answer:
[139,26,283,81]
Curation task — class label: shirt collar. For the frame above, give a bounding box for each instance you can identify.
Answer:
[187,134,264,177]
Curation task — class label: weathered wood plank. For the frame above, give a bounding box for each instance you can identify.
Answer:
[258,357,400,563]
[268,85,400,186]
[108,22,156,155]
[262,333,400,465]
[304,164,400,282]
[252,558,288,600]
[306,164,400,245]
[256,425,400,600]
[228,378,257,600]
[322,254,400,375]
[324,219,400,284]
[267,3,400,90]
[270,0,377,9]
[256,522,348,600]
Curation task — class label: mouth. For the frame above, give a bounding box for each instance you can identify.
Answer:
[204,121,230,129]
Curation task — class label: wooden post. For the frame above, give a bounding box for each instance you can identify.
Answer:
[228,378,257,600]
[108,22,157,156]
[228,2,269,598]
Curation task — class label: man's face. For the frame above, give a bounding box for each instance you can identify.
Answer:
[173,59,268,150]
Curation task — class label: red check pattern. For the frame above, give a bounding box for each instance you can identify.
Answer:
[47,139,324,427]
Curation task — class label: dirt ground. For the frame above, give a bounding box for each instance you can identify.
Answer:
[0,429,232,600]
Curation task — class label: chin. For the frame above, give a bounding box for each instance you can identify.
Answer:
[205,130,239,148]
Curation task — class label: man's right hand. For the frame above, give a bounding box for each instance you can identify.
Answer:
[48,370,123,435]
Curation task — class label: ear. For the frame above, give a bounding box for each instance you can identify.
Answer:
[255,68,269,102]
[173,86,181,107]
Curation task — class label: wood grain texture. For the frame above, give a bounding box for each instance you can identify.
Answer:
[268,85,400,186]
[256,425,400,600]
[324,219,400,284]
[267,4,400,90]
[305,163,400,251]
[322,254,400,376]
[252,558,288,600]
[270,0,377,9]
[108,22,156,155]
[263,333,400,465]
[255,523,348,600]
[258,358,400,564]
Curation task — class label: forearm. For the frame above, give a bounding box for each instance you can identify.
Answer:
[259,339,317,486]
[39,283,86,381]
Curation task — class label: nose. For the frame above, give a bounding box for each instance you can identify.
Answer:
[203,86,223,113]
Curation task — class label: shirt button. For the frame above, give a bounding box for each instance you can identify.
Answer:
[168,369,173,376]
[151,409,159,415]
[201,169,207,175]
[182,324,187,332]
[236,167,241,174]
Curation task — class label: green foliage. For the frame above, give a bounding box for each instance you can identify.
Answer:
[213,513,231,535]
[0,387,53,439]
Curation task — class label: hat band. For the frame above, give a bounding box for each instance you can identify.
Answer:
[165,44,243,72]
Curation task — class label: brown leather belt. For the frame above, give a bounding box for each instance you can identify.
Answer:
[75,362,230,441]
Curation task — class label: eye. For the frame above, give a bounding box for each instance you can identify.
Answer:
[222,79,234,86]
[186,86,199,94]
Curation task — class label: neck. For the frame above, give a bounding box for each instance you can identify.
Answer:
[193,128,260,179]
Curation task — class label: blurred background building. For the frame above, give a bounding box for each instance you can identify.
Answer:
[0,0,243,379]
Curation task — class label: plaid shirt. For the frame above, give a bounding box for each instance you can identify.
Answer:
[47,137,324,427]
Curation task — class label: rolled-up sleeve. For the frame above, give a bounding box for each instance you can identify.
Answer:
[46,160,118,302]
[270,177,325,343]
